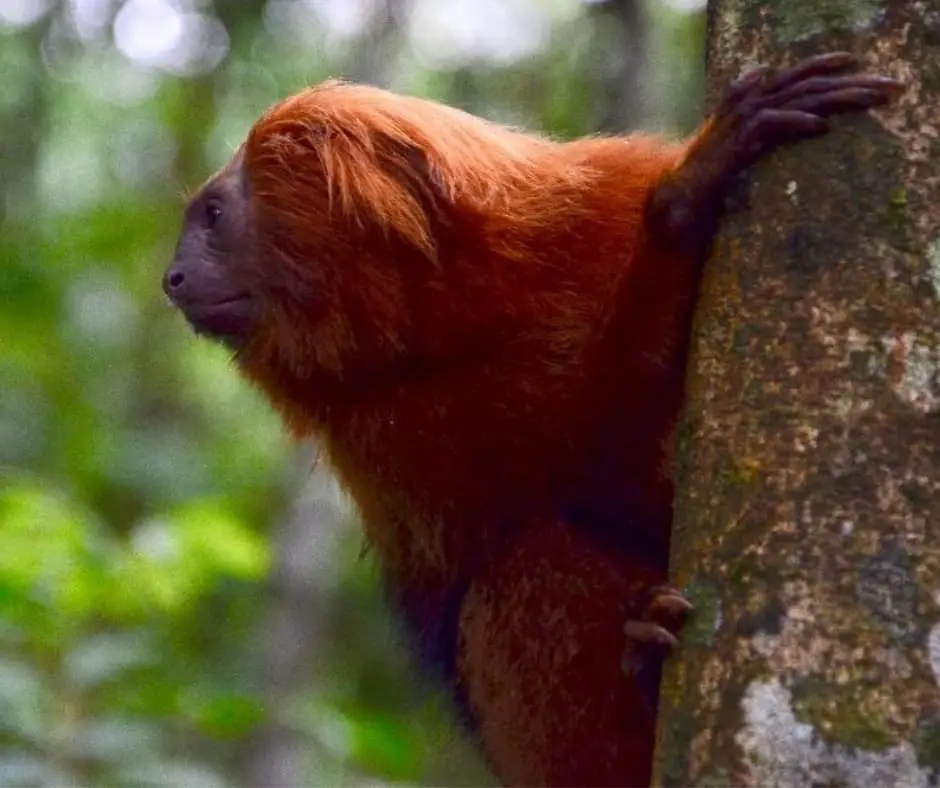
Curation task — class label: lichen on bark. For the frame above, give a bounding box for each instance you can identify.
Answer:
[654,1,940,785]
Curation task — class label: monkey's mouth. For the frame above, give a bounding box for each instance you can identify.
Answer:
[180,294,257,346]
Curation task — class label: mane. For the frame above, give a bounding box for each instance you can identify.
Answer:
[243,79,592,257]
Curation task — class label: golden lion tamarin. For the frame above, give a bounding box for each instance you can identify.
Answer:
[164,53,900,786]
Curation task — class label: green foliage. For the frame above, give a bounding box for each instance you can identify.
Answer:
[0,475,267,785]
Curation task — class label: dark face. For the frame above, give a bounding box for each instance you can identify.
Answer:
[163,150,259,349]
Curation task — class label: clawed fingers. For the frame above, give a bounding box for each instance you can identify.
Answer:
[760,51,858,95]
[738,109,828,162]
[623,620,679,650]
[723,52,856,112]
[722,57,903,166]
[755,73,903,113]
[724,65,771,106]
[621,585,691,682]
[622,583,692,654]
[645,585,694,619]
[784,86,898,116]
[722,51,903,129]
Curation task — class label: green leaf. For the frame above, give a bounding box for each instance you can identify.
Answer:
[0,478,111,621]
[187,690,265,739]
[347,709,423,782]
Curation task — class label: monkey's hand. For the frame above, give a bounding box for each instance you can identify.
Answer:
[648,52,903,251]
[623,583,692,654]
[621,584,692,710]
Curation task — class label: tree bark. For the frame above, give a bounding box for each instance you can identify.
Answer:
[654,1,940,785]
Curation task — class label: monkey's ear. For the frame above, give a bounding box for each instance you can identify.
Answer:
[298,121,453,260]
[377,136,452,251]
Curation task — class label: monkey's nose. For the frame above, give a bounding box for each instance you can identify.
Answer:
[163,267,186,299]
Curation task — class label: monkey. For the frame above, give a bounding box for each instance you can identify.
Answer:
[163,52,901,786]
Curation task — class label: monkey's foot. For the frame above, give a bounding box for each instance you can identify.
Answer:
[649,52,903,246]
[621,584,692,675]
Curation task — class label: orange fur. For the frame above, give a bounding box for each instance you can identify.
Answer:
[235,81,694,785]
[459,518,665,785]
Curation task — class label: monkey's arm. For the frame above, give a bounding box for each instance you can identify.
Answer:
[605,53,903,581]
[647,52,901,256]
[599,53,902,562]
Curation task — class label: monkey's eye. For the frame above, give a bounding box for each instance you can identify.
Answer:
[205,200,223,229]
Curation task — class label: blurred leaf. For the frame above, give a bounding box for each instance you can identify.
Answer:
[187,690,265,739]
[347,709,424,782]
[0,479,111,620]
[114,501,267,616]
[172,500,269,579]
[97,670,181,718]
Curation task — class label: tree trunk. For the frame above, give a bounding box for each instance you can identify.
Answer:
[590,0,648,133]
[654,1,940,784]
[243,446,349,788]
